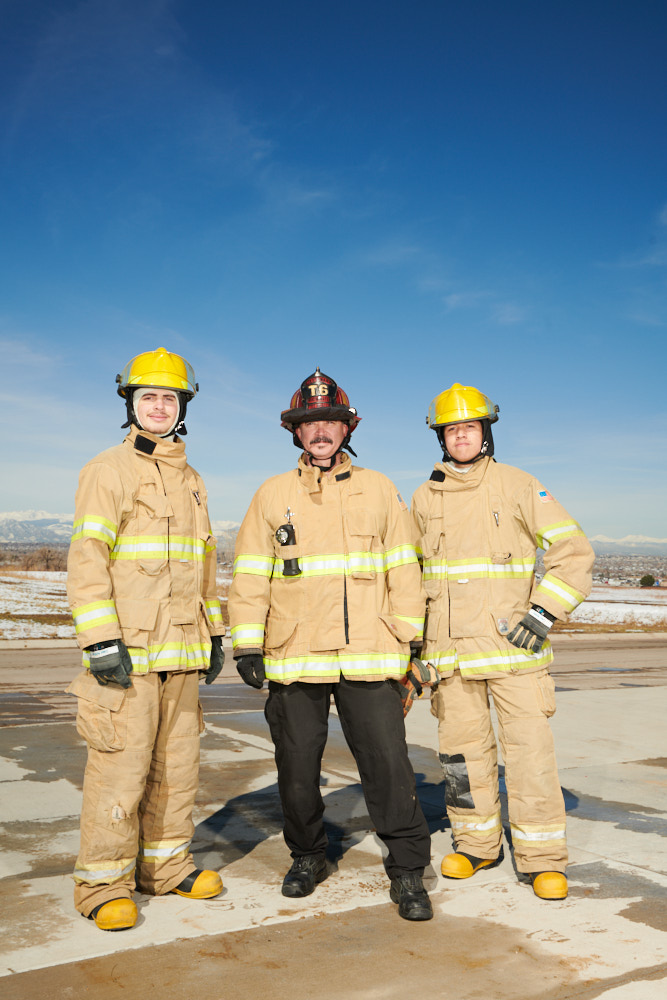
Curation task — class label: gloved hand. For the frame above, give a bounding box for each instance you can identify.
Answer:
[236,654,265,690]
[507,606,556,654]
[398,654,441,716]
[87,639,133,689]
[201,635,225,685]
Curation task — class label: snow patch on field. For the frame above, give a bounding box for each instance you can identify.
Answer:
[1,573,665,640]
[0,569,234,639]
[569,585,667,626]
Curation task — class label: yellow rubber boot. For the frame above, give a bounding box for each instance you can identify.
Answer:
[90,899,138,931]
[172,869,223,899]
[441,852,496,879]
[531,872,568,899]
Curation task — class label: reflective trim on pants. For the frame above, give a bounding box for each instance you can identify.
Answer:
[432,668,567,873]
[71,669,202,915]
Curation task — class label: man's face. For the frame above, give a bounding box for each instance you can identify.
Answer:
[135,389,179,435]
[296,420,348,463]
[443,420,483,465]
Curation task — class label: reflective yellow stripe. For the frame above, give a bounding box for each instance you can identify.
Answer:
[205,599,223,623]
[536,520,585,549]
[124,642,212,673]
[427,650,458,670]
[510,822,566,846]
[264,651,409,682]
[233,554,275,577]
[385,544,419,569]
[458,642,553,675]
[138,838,191,862]
[423,557,535,581]
[536,574,585,612]
[395,613,425,636]
[450,811,502,835]
[72,600,118,634]
[73,857,135,884]
[110,534,206,561]
[71,515,117,546]
[231,623,265,648]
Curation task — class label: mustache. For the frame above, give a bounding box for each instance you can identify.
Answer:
[310,435,333,444]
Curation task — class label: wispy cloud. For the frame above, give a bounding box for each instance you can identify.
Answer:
[493,302,527,325]
[443,290,491,310]
[0,335,62,369]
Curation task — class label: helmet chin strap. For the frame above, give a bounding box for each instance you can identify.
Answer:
[121,389,188,436]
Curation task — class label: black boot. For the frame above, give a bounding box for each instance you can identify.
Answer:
[390,872,433,921]
[281,855,328,898]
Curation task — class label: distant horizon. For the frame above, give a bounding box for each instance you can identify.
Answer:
[1,509,667,552]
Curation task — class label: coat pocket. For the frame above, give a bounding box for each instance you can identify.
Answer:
[67,670,127,752]
[420,530,443,560]
[264,616,299,652]
[346,509,381,579]
[135,492,173,519]
[378,612,417,644]
[115,597,160,647]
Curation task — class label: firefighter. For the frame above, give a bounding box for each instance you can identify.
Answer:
[228,369,433,921]
[412,383,594,900]
[66,348,225,931]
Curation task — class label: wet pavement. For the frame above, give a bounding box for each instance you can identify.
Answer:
[1,634,666,999]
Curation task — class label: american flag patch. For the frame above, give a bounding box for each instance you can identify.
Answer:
[538,489,554,503]
[396,492,408,511]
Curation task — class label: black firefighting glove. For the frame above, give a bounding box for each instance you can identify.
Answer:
[507,606,556,654]
[236,654,265,690]
[398,649,441,717]
[201,635,225,685]
[87,639,133,689]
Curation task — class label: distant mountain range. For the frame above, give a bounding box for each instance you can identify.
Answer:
[0,510,73,543]
[589,535,667,556]
[0,510,241,548]
[0,512,664,556]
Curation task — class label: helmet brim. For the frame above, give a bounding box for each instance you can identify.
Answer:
[281,406,361,430]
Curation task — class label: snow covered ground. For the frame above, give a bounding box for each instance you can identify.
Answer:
[0,573,665,640]
[568,585,667,628]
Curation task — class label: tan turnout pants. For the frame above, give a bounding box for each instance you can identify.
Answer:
[432,668,567,874]
[68,669,202,916]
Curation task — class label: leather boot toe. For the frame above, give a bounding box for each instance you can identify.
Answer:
[281,855,328,898]
[389,873,433,921]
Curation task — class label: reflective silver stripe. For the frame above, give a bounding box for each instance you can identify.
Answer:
[73,859,135,883]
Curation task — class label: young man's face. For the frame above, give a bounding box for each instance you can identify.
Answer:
[443,420,483,465]
[296,419,348,463]
[135,389,179,435]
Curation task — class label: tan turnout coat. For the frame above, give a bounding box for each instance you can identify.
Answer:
[67,424,225,673]
[411,457,594,679]
[228,453,425,683]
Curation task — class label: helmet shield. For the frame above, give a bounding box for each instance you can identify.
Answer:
[116,347,198,400]
[117,347,196,436]
[427,383,498,429]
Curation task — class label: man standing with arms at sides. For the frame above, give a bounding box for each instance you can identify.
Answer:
[412,383,593,900]
[228,368,433,921]
[67,348,225,931]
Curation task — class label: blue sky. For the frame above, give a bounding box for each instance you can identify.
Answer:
[1,0,666,537]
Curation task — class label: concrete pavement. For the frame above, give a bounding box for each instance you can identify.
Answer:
[1,635,666,999]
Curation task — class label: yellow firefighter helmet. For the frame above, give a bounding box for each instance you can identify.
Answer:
[116,347,198,400]
[427,383,499,428]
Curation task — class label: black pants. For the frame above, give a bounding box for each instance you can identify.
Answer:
[264,676,431,877]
